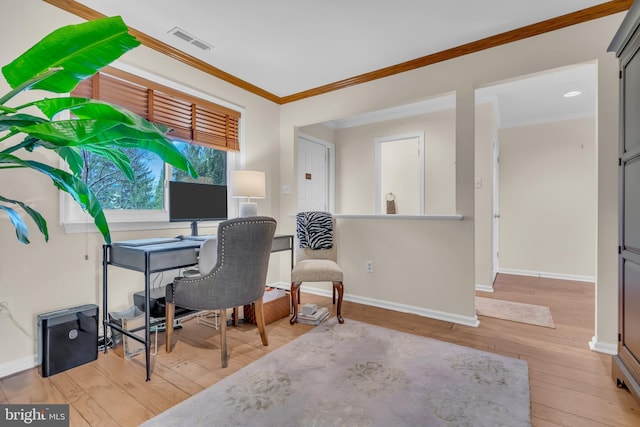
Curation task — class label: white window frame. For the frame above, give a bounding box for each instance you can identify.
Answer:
[59,62,244,234]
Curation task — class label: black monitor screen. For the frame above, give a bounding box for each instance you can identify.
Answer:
[168,181,228,223]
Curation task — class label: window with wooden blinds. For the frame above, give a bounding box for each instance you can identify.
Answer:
[71,67,240,151]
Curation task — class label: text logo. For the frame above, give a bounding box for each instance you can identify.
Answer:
[1,405,69,426]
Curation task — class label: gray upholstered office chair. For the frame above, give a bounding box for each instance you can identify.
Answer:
[165,216,277,368]
[180,237,223,328]
[290,212,344,324]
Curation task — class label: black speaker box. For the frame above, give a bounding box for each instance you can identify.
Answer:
[37,304,98,378]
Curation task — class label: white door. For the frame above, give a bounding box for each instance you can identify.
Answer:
[297,134,333,212]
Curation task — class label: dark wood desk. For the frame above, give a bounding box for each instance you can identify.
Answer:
[102,234,293,380]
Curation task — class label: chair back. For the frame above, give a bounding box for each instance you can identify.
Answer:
[170,216,277,310]
[296,217,337,262]
[197,237,218,275]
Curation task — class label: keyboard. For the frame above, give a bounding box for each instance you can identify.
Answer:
[112,237,181,247]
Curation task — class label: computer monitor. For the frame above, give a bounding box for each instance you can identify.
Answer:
[168,181,228,236]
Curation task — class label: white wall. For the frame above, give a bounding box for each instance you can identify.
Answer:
[498,117,597,279]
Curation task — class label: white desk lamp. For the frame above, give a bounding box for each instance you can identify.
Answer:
[230,170,266,217]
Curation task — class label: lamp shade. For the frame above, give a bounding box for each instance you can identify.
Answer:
[230,170,266,199]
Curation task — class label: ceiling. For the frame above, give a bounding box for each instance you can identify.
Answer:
[478,62,597,129]
[61,1,619,126]
[70,0,616,97]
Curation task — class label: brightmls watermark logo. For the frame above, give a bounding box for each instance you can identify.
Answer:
[0,405,68,426]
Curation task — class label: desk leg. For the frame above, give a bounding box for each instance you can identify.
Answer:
[144,253,151,381]
[102,245,109,354]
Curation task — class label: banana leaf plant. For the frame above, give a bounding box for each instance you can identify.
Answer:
[0,16,197,244]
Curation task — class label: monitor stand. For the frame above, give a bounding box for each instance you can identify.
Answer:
[190,220,199,236]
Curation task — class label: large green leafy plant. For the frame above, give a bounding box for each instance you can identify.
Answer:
[0,16,196,244]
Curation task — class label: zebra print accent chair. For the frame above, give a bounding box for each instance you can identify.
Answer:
[290,212,344,324]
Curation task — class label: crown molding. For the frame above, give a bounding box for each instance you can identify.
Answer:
[45,0,632,105]
[279,0,633,103]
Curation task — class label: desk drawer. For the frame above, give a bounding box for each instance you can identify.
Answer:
[110,246,198,272]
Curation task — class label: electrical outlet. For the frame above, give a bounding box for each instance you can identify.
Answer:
[366,260,374,273]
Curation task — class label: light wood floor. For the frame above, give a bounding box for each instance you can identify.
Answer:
[1,274,639,426]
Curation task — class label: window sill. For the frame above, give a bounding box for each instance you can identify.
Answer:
[62,219,224,235]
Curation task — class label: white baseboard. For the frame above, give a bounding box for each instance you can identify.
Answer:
[475,284,494,293]
[0,317,37,379]
[269,281,291,291]
[499,268,596,283]
[589,336,618,355]
[0,355,37,379]
[296,285,479,328]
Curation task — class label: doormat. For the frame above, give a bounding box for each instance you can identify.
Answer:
[476,296,555,328]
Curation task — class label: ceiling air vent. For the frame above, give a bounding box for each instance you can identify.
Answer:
[168,27,213,51]
[190,39,211,51]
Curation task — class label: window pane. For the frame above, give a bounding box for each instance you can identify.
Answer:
[81,142,227,212]
[171,141,227,185]
[82,148,164,210]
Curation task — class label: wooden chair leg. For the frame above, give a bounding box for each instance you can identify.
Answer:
[290,282,301,324]
[165,302,175,353]
[220,308,228,368]
[333,281,344,324]
[254,298,269,346]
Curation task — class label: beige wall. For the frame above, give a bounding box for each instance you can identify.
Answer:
[474,103,496,289]
[0,0,624,373]
[334,110,456,215]
[0,0,282,373]
[299,123,336,145]
[498,118,597,279]
[280,12,621,353]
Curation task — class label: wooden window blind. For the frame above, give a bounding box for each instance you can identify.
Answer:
[71,66,240,151]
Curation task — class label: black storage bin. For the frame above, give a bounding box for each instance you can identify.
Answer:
[37,304,98,377]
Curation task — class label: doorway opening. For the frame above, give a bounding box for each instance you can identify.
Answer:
[475,61,597,290]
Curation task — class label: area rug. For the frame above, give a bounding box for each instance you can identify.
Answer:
[141,318,531,427]
[476,296,555,328]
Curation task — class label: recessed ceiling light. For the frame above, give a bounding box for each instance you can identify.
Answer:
[564,91,582,98]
